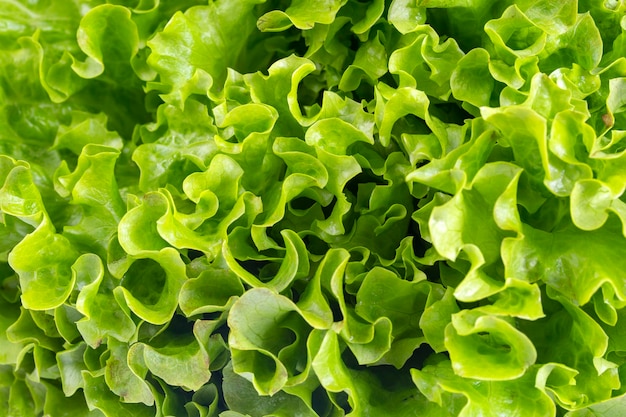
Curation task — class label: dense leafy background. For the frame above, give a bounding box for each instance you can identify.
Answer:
[1,0,626,416]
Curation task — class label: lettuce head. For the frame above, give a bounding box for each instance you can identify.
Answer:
[2,0,626,416]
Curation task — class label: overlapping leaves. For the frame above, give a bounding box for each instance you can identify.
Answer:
[1,0,626,416]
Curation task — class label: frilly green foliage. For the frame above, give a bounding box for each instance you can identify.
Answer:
[1,0,626,416]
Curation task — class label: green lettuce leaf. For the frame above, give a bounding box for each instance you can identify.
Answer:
[412,358,556,417]
[147,0,268,106]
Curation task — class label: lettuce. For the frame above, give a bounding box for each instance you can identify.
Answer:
[2,0,626,416]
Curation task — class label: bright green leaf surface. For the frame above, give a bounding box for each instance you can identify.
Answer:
[2,0,626,416]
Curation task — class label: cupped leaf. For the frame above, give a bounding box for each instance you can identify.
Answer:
[312,330,454,416]
[117,192,170,256]
[355,267,433,368]
[388,0,427,34]
[228,287,311,396]
[8,218,78,310]
[374,84,430,148]
[128,323,211,391]
[114,248,187,325]
[179,264,244,317]
[389,25,464,99]
[244,55,316,135]
[445,310,537,381]
[159,156,259,260]
[74,253,136,347]
[223,229,309,292]
[184,383,221,417]
[0,157,48,227]
[71,5,140,81]
[484,5,547,62]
